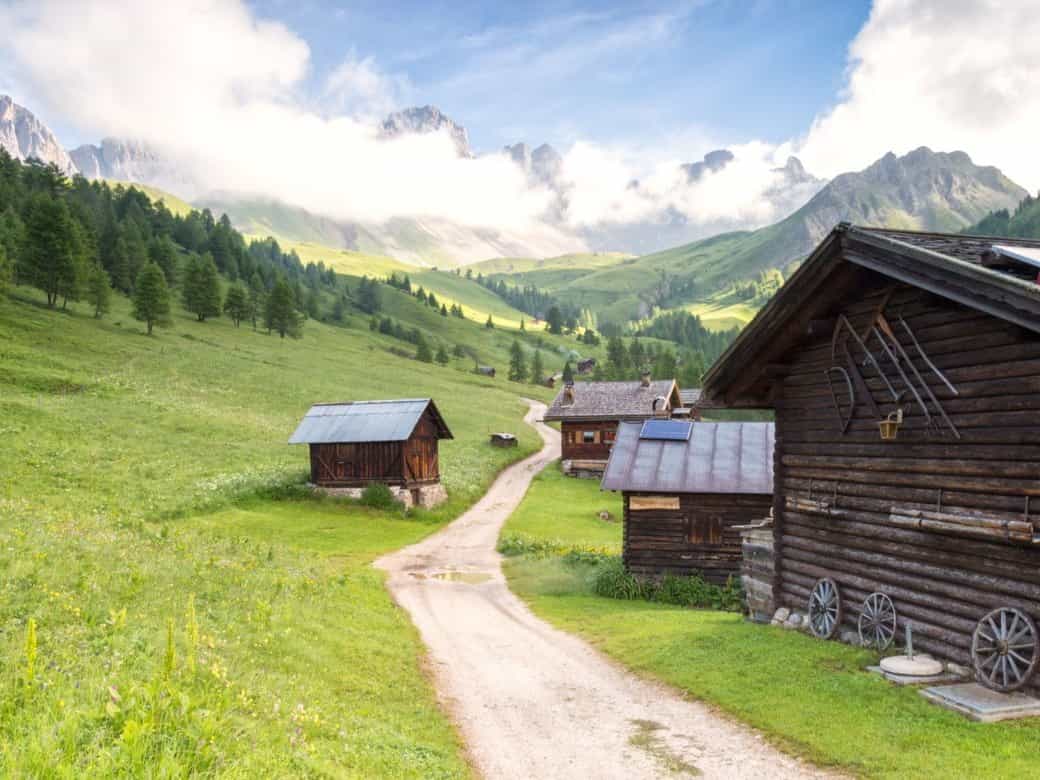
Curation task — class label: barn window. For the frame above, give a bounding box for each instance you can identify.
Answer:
[689,515,723,544]
[603,429,615,443]
[583,430,598,444]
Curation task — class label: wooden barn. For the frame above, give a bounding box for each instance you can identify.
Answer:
[288,398,453,507]
[542,373,682,477]
[702,223,1040,692]
[601,419,774,583]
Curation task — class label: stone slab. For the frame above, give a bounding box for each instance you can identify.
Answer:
[867,665,966,687]
[920,683,1040,722]
[880,654,944,677]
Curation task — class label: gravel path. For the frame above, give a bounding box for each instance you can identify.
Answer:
[376,400,833,779]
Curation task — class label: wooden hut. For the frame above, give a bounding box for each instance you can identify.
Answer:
[601,419,774,583]
[542,373,682,477]
[577,358,597,375]
[702,223,1040,691]
[288,398,453,507]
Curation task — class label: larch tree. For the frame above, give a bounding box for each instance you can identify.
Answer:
[265,276,300,338]
[530,349,544,385]
[562,360,575,385]
[183,253,221,321]
[435,344,450,365]
[248,272,265,330]
[86,264,111,319]
[508,340,527,382]
[223,281,250,327]
[545,306,563,335]
[21,193,76,307]
[415,334,433,363]
[132,262,172,335]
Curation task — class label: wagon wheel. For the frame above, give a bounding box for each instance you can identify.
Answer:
[857,592,897,651]
[971,607,1040,692]
[807,578,842,639]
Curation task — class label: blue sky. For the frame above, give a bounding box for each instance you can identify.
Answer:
[252,0,871,152]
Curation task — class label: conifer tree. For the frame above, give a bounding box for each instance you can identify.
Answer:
[132,262,171,335]
[546,305,564,335]
[183,253,221,321]
[223,281,250,327]
[485,314,494,329]
[530,349,544,385]
[415,333,433,363]
[21,193,76,307]
[248,272,265,330]
[150,234,179,284]
[508,340,527,382]
[440,303,448,317]
[435,344,450,365]
[0,245,10,294]
[109,235,133,293]
[562,360,575,385]
[453,343,466,358]
[520,318,525,332]
[265,276,300,338]
[86,264,111,319]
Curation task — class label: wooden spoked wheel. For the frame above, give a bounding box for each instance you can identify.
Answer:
[971,607,1040,692]
[857,593,897,651]
[808,578,842,640]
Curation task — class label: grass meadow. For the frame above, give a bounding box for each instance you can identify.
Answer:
[0,283,555,776]
[501,458,1040,779]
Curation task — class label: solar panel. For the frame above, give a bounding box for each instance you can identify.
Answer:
[639,419,692,441]
[993,244,1040,270]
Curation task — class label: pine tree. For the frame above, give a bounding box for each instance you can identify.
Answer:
[562,360,575,385]
[606,336,630,380]
[86,264,111,319]
[530,349,544,385]
[21,193,76,307]
[0,244,11,294]
[248,272,265,330]
[485,314,494,329]
[132,262,171,335]
[440,303,448,317]
[415,334,433,363]
[546,306,563,335]
[109,236,133,293]
[183,253,221,321]
[435,344,450,365]
[508,340,527,382]
[520,318,525,332]
[453,343,466,358]
[305,288,320,320]
[150,234,179,284]
[223,282,250,327]
[265,276,300,338]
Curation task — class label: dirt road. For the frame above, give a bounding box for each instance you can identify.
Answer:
[376,400,829,779]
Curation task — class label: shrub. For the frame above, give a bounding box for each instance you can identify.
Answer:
[358,483,397,510]
[591,556,742,611]
[591,558,651,600]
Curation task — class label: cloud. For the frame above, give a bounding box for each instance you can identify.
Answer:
[797,0,1040,190]
[0,0,553,231]
[321,53,411,120]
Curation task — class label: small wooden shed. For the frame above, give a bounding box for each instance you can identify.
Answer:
[703,223,1040,691]
[601,419,774,583]
[288,399,452,489]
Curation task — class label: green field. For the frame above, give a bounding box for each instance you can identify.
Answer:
[501,461,1040,779]
[471,252,634,292]
[0,279,564,776]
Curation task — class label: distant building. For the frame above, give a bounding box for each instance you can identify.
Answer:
[601,419,774,582]
[288,398,453,508]
[542,372,681,477]
[476,365,496,378]
[577,357,596,374]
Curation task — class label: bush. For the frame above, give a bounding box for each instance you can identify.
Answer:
[358,483,397,510]
[591,556,743,611]
[591,558,652,600]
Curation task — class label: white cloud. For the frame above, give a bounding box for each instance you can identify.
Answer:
[321,53,410,120]
[797,0,1040,191]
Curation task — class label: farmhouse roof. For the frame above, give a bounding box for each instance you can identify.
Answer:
[601,421,774,494]
[542,379,680,421]
[288,398,453,444]
[702,223,1040,408]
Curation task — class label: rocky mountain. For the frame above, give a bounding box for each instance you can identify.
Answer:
[0,95,76,174]
[503,142,563,187]
[380,105,473,158]
[681,149,734,182]
[545,146,1030,324]
[69,137,200,198]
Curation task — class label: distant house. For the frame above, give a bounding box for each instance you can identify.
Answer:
[288,398,453,507]
[544,372,563,388]
[476,365,496,378]
[601,419,774,582]
[674,387,721,420]
[577,358,596,374]
[542,372,682,477]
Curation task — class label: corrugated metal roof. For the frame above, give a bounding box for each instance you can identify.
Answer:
[601,421,774,494]
[288,399,452,444]
[543,379,679,421]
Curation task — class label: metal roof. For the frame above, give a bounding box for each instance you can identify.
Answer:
[543,379,680,421]
[601,421,774,495]
[288,399,452,444]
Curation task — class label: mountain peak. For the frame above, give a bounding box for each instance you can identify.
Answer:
[0,95,77,174]
[680,149,735,182]
[380,105,472,158]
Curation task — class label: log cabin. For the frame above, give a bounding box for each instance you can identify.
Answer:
[702,223,1040,692]
[601,419,774,583]
[542,373,682,477]
[288,399,452,506]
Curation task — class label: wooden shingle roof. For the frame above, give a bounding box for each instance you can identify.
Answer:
[543,379,680,421]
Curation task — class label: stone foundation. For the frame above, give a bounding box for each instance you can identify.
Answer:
[561,459,607,480]
[312,482,448,510]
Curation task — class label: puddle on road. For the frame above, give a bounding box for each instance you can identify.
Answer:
[629,719,701,777]
[408,570,494,584]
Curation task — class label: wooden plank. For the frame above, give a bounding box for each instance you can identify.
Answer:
[630,495,681,511]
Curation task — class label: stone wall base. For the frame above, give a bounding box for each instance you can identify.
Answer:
[561,459,607,480]
[311,482,448,510]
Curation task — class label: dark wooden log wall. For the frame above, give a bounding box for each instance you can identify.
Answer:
[623,492,772,584]
[773,279,1040,686]
[561,420,619,461]
[402,413,441,483]
[310,441,407,486]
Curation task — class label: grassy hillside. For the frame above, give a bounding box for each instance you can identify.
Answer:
[0,281,563,775]
[106,180,194,217]
[471,252,634,292]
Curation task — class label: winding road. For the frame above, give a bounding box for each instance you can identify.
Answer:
[376,400,829,779]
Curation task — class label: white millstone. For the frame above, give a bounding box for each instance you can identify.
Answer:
[773,607,790,623]
[880,654,944,677]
